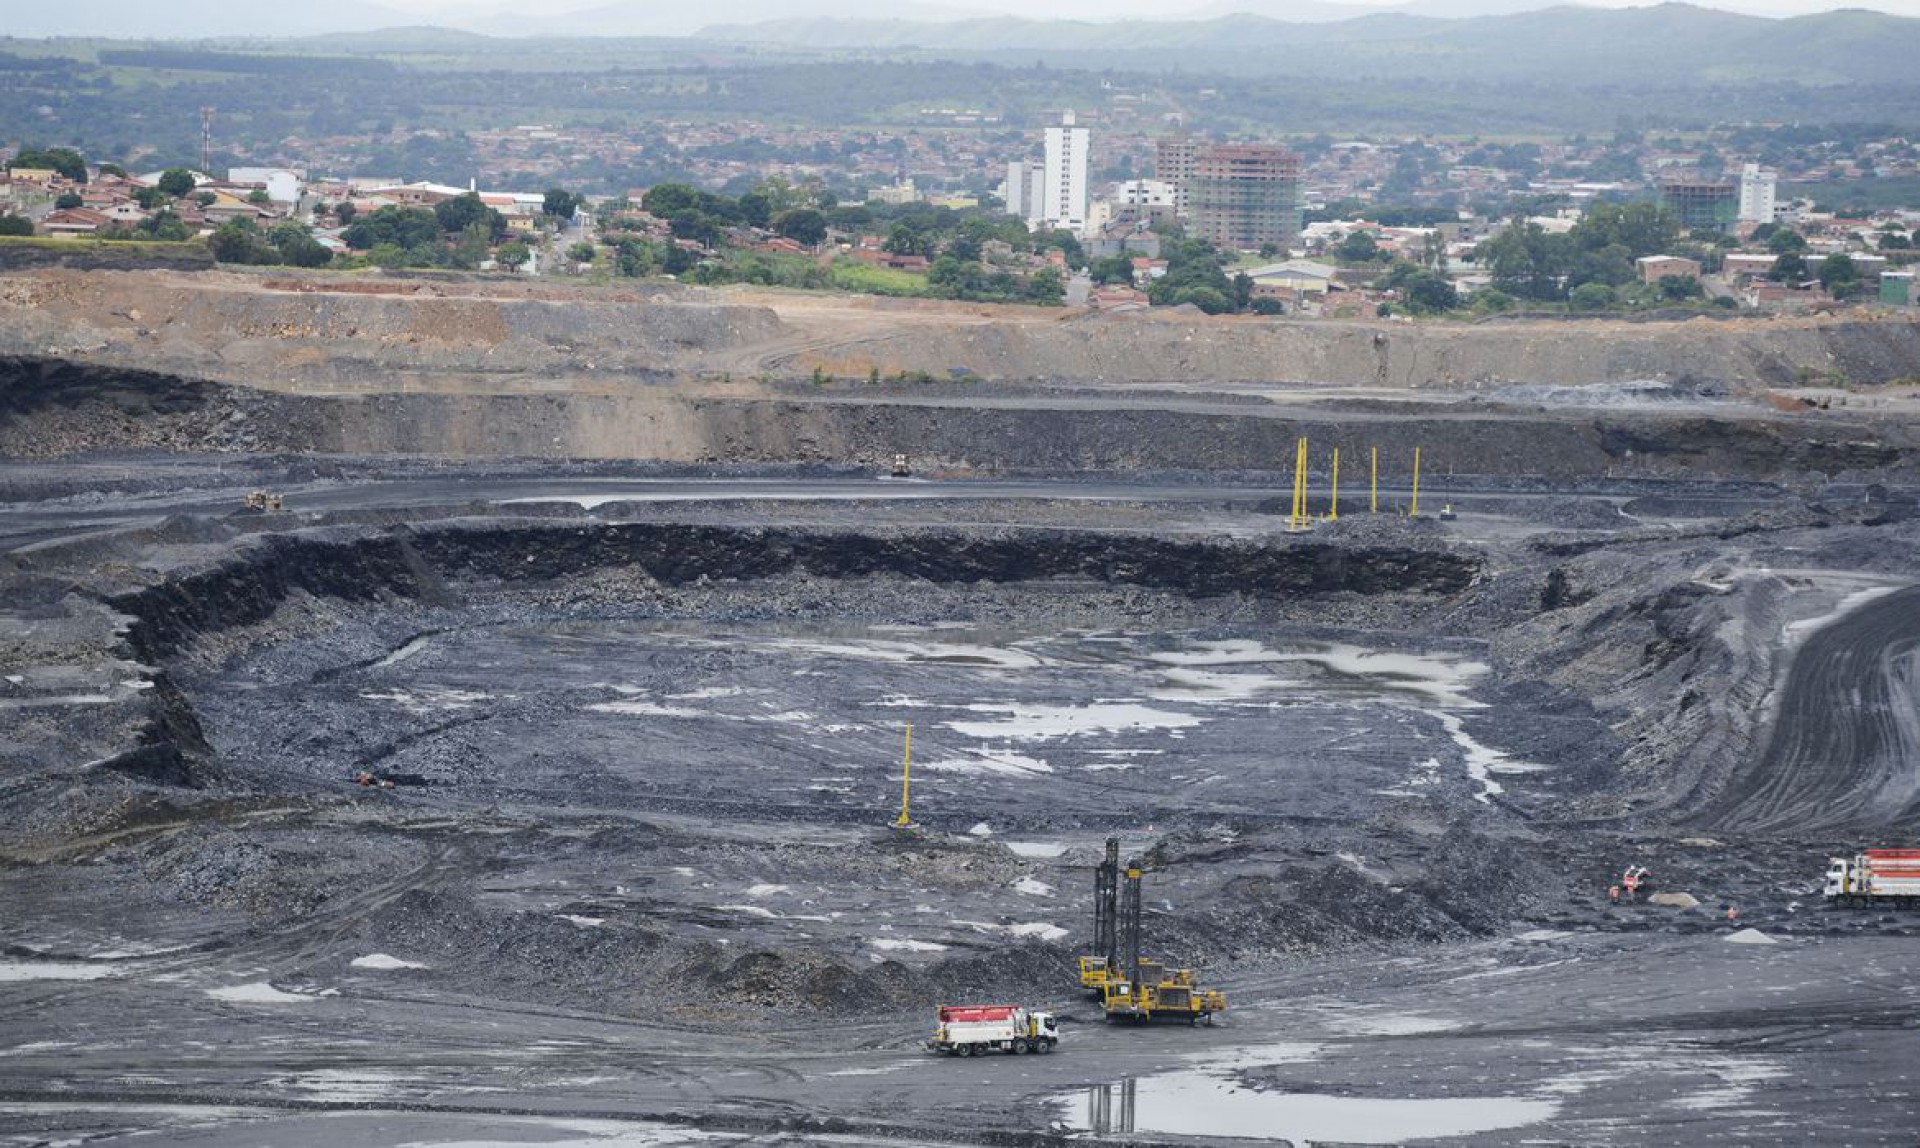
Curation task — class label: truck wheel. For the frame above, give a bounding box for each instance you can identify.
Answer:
[1041,1038,1055,1053]
[1013,1039,1030,1054]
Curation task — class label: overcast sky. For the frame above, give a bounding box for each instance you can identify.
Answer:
[381,0,1920,15]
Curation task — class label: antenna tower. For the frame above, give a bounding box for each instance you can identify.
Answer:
[200,107,215,175]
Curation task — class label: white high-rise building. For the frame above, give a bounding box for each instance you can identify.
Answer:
[1739,163,1778,224]
[1042,110,1090,233]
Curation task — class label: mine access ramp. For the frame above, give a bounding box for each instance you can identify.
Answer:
[1079,837,1227,1024]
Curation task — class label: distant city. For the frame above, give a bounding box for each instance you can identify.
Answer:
[2,12,1917,319]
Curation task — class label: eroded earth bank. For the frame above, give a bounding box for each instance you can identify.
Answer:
[3,269,1919,1147]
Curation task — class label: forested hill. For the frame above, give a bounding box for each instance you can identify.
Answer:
[697,3,1920,84]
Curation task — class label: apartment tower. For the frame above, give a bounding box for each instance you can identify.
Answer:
[1189,143,1302,252]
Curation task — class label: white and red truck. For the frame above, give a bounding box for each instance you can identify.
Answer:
[925,1004,1059,1056]
[1824,848,1920,908]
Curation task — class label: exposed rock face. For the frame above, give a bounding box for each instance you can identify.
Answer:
[6,268,1920,394]
[6,355,1919,480]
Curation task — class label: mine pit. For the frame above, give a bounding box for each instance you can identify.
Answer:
[5,281,1920,1144]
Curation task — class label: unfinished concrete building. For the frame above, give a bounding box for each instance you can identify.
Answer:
[1188,143,1303,253]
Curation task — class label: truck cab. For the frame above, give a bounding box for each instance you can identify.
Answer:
[1824,856,1854,899]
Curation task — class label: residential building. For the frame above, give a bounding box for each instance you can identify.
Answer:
[1660,181,1739,232]
[1723,252,1778,278]
[1190,144,1303,253]
[1154,136,1197,214]
[1738,163,1778,225]
[1003,160,1043,225]
[41,207,112,236]
[229,167,303,204]
[1042,111,1090,233]
[1637,255,1702,284]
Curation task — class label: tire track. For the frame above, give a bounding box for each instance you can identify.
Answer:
[1691,582,1920,835]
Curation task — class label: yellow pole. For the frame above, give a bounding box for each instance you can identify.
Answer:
[894,723,913,828]
[1410,446,1422,518]
[1328,447,1340,521]
[1371,447,1378,514]
[1293,437,1309,530]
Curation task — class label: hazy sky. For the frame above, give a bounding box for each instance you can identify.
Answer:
[381,0,1920,15]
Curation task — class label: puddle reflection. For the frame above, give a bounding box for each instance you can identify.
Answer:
[1068,1073,1557,1144]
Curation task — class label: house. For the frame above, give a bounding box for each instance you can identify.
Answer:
[1088,284,1151,312]
[41,207,113,237]
[1723,252,1777,279]
[228,167,303,205]
[850,248,929,273]
[1637,255,1702,284]
[362,181,470,206]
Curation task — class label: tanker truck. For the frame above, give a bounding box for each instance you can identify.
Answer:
[925,1004,1059,1056]
[1824,848,1920,908]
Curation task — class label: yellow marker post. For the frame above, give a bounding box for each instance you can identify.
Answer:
[1328,447,1340,521]
[894,723,914,828]
[1410,446,1422,518]
[1292,437,1309,531]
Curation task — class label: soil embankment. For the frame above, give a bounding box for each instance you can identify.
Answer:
[6,268,1920,393]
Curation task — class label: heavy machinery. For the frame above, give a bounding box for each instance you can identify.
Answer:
[241,490,283,511]
[925,1004,1058,1056]
[1078,838,1226,1024]
[1077,838,1122,997]
[1825,848,1920,907]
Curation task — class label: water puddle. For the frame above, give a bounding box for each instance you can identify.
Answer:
[0,961,121,981]
[1061,1074,1557,1143]
[946,701,1201,740]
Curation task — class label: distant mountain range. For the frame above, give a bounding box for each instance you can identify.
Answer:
[6,0,1919,41]
[691,4,1920,85]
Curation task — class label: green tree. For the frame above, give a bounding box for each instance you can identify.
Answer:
[1766,228,1808,254]
[0,214,34,236]
[1477,222,1570,302]
[342,206,442,252]
[1769,251,1810,283]
[156,168,196,198]
[1088,254,1135,286]
[1385,262,1459,314]
[567,241,597,263]
[53,192,82,210]
[139,209,191,242]
[208,218,274,264]
[496,240,531,268]
[1025,265,1066,305]
[542,188,583,218]
[1817,253,1860,294]
[775,208,828,247]
[13,147,87,183]
[434,192,506,241]
[1334,230,1380,263]
[641,183,702,218]
[1658,274,1704,301]
[1569,282,1616,310]
[334,201,357,226]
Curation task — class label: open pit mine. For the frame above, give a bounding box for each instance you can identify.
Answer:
[3,267,1919,1147]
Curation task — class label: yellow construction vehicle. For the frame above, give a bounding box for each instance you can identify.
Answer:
[242,490,283,511]
[1079,840,1227,1024]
